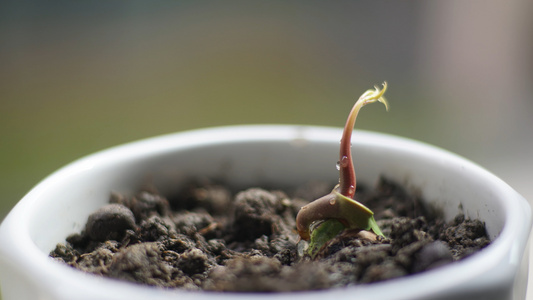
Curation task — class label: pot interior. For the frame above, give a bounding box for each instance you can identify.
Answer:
[26,129,506,255]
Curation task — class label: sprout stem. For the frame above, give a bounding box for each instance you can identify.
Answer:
[338,82,389,198]
[295,82,390,247]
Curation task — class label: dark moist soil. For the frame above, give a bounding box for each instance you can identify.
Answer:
[50,177,490,292]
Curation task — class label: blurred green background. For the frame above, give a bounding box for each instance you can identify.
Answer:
[2,0,532,219]
[1,0,532,298]
[2,0,533,216]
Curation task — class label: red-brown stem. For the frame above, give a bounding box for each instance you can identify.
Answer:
[296,193,340,241]
[338,103,360,199]
[338,83,388,198]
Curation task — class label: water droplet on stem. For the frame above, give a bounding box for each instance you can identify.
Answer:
[340,155,349,167]
[347,185,356,195]
[336,156,350,171]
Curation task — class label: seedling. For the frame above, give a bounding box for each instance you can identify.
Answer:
[296,82,389,257]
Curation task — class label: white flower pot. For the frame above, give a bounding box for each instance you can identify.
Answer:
[0,125,530,300]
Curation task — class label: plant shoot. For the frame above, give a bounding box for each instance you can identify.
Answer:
[296,82,389,257]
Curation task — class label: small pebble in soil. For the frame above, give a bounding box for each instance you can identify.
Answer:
[412,240,454,273]
[85,204,136,241]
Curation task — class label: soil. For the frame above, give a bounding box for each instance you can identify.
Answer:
[50,177,491,292]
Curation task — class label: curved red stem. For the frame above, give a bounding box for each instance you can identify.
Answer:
[338,105,359,199]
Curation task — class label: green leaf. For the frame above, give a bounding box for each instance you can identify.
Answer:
[307,219,345,259]
[335,191,384,237]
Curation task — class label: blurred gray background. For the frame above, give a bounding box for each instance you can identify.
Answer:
[1,0,532,297]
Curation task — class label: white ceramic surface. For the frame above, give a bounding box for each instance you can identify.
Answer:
[0,125,530,300]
